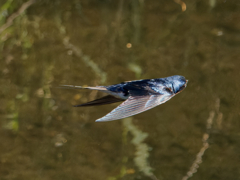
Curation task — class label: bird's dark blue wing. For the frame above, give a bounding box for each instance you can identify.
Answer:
[123,80,172,96]
[74,95,124,107]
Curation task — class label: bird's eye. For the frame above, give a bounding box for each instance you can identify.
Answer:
[164,87,172,94]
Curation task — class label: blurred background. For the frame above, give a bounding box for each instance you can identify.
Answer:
[0,0,240,180]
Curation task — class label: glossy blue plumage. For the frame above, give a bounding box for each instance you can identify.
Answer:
[62,75,188,122]
[106,75,187,97]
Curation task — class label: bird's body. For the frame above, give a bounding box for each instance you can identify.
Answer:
[62,75,188,122]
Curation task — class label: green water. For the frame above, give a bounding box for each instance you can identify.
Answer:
[0,1,240,180]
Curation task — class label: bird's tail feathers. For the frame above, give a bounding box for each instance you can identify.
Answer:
[59,85,107,91]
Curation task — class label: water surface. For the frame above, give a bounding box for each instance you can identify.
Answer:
[0,1,240,180]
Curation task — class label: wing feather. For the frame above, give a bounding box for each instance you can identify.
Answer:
[96,94,173,122]
[74,95,124,107]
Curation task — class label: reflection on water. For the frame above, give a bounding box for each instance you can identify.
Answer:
[123,118,154,178]
[0,0,240,180]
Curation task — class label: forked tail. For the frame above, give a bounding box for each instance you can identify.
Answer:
[60,85,107,91]
[59,85,123,107]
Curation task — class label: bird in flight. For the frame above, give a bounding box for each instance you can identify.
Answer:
[61,75,188,122]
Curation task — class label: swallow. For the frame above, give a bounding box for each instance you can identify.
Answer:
[61,75,188,122]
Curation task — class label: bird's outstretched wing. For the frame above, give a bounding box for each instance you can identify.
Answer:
[74,95,124,107]
[96,94,173,122]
